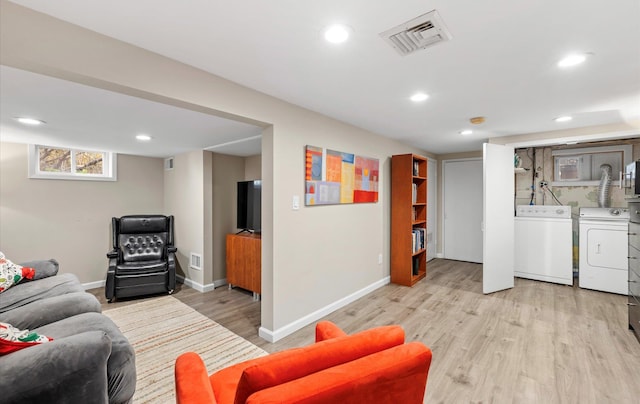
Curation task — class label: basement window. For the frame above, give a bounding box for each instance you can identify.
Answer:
[28,144,117,181]
[552,145,631,186]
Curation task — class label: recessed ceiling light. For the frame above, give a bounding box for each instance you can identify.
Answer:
[136,134,152,141]
[15,117,45,126]
[410,92,429,102]
[557,53,588,68]
[324,24,351,44]
[460,130,473,136]
[554,116,573,122]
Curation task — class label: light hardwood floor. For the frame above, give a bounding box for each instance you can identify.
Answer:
[92,259,640,403]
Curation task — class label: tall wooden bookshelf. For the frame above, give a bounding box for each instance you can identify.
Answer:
[391,154,427,286]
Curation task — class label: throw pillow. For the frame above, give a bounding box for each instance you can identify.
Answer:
[0,322,53,355]
[0,252,35,293]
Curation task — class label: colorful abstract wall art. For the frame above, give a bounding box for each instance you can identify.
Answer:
[305,145,379,205]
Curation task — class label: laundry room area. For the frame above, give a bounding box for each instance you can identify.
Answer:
[513,139,640,295]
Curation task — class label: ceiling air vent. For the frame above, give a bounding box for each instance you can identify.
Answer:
[380,10,452,56]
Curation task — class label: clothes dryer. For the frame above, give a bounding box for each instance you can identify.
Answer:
[579,207,629,295]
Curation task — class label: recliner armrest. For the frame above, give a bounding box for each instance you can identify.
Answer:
[167,248,177,291]
[0,292,101,330]
[315,321,348,342]
[0,331,111,404]
[175,352,217,404]
[106,253,118,300]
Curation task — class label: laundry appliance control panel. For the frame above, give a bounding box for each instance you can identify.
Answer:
[516,205,571,218]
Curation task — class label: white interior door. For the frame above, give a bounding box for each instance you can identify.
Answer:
[443,159,483,263]
[427,158,437,261]
[483,143,515,294]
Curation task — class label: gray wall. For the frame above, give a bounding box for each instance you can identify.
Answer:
[0,142,164,284]
[244,155,261,180]
[212,152,245,284]
[164,150,206,284]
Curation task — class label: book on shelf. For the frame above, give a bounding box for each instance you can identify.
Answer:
[411,227,427,253]
[413,160,420,176]
[412,207,416,222]
[412,255,420,275]
[412,231,416,252]
[411,183,417,204]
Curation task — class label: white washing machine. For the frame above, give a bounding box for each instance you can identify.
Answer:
[579,207,629,295]
[514,205,573,285]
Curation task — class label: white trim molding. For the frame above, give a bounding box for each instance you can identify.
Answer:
[176,274,219,293]
[82,279,106,290]
[259,276,390,343]
[83,276,226,293]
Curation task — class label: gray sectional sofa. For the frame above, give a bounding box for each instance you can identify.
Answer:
[0,259,136,404]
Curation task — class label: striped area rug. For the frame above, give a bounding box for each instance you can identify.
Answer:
[103,295,267,403]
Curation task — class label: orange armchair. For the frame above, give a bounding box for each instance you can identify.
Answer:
[175,321,432,404]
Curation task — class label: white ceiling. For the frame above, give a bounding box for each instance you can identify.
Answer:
[0,66,263,157]
[3,0,640,156]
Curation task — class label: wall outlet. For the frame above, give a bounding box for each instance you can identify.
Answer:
[539,180,548,187]
[378,253,383,264]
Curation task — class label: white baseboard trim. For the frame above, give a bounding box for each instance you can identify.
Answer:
[176,275,217,293]
[258,276,391,343]
[82,276,224,293]
[83,280,105,290]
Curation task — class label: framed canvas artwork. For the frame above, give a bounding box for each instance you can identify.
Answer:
[305,145,379,205]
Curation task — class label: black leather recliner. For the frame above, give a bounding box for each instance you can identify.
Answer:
[106,215,176,302]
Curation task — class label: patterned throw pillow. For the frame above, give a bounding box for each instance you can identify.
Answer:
[0,252,35,293]
[0,322,53,355]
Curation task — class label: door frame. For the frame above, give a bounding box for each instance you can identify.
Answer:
[426,157,437,262]
[441,157,483,261]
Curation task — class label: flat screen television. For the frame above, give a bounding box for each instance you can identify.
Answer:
[237,180,261,233]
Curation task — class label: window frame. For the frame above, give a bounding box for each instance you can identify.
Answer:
[551,144,632,187]
[28,144,117,181]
